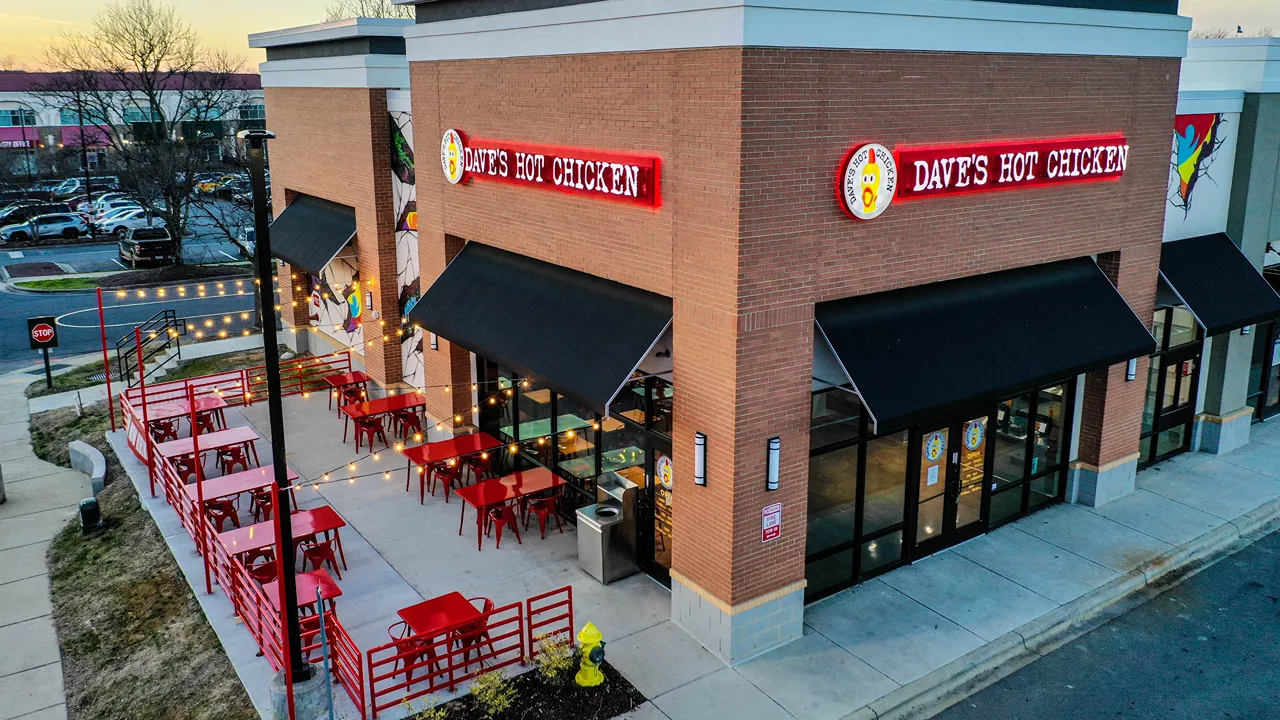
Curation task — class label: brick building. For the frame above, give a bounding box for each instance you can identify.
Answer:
[250,2,1280,664]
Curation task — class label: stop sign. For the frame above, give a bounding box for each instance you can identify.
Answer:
[27,316,58,349]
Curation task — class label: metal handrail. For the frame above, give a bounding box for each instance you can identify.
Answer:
[114,309,186,385]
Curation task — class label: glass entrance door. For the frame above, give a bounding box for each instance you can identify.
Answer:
[638,438,673,584]
[912,413,991,557]
[1248,321,1280,421]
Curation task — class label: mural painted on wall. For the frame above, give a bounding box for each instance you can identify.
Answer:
[309,248,363,350]
[1170,113,1226,218]
[391,110,424,388]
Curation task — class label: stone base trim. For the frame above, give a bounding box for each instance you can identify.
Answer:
[1193,408,1254,455]
[670,573,805,665]
[1068,452,1139,507]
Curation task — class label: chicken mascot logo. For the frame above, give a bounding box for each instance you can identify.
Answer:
[840,143,897,221]
[440,128,466,185]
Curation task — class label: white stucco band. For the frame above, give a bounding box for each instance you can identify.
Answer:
[258,55,410,90]
[1181,38,1280,94]
[402,0,1191,62]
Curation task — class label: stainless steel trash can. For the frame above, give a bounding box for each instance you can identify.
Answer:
[576,501,638,584]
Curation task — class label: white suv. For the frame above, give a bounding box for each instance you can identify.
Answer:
[0,213,88,242]
[99,208,166,238]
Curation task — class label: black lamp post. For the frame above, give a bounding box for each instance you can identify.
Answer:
[236,128,311,684]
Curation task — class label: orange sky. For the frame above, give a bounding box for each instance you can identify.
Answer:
[2,1,1277,72]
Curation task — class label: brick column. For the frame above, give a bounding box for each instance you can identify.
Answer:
[353,94,403,394]
[1071,246,1160,506]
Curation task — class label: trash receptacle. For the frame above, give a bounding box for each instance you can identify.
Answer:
[576,502,638,584]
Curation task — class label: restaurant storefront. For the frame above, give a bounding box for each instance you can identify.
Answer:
[256,1,1256,665]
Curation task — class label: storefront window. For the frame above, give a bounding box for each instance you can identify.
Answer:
[861,531,902,576]
[1168,307,1199,348]
[512,379,553,440]
[989,486,1023,526]
[609,374,646,426]
[810,388,863,450]
[555,394,598,480]
[806,445,860,558]
[1030,385,1066,476]
[993,394,1030,487]
[600,416,646,485]
[649,377,673,436]
[862,432,907,535]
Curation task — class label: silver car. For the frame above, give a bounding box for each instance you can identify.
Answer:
[0,213,89,242]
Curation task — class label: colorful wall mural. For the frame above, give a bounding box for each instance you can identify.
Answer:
[390,106,424,388]
[309,247,363,351]
[1164,111,1239,242]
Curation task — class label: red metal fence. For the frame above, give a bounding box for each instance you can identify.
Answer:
[527,586,575,658]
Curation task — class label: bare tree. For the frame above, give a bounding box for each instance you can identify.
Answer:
[1192,25,1276,39]
[324,0,414,21]
[0,54,18,71]
[34,0,253,263]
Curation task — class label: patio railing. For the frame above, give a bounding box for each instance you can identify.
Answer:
[526,586,575,658]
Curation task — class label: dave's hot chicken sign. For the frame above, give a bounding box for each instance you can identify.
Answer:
[838,134,1129,220]
[441,128,660,207]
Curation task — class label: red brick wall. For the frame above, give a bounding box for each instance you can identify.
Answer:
[264,87,403,387]
[408,48,1177,606]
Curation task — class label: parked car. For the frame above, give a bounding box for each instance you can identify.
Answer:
[233,226,256,258]
[90,192,132,211]
[0,202,73,227]
[0,213,88,242]
[91,200,142,224]
[118,226,177,266]
[98,208,166,238]
[198,173,243,194]
[53,176,119,198]
[215,177,250,199]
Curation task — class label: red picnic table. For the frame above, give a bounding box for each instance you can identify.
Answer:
[325,370,369,410]
[402,432,504,504]
[453,467,565,551]
[264,568,343,614]
[397,591,485,688]
[149,396,229,422]
[217,506,348,565]
[155,425,261,466]
[339,393,427,444]
[183,464,298,502]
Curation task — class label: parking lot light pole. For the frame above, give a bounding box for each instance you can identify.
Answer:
[237,128,310,685]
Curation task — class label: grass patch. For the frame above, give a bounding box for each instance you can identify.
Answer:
[14,277,101,291]
[30,401,125,485]
[26,346,296,398]
[47,475,257,720]
[25,363,110,399]
[15,262,253,293]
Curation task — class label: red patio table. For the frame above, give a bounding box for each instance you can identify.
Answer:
[183,464,298,503]
[217,506,348,565]
[453,467,565,551]
[402,432,504,504]
[150,396,229,422]
[398,591,482,637]
[264,568,343,613]
[325,370,369,410]
[155,426,261,466]
[339,393,427,441]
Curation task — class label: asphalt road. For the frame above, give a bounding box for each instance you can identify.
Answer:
[0,282,256,374]
[934,529,1280,720]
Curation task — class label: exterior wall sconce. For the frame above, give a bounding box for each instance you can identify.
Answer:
[1242,324,1252,336]
[694,432,707,486]
[1125,357,1138,381]
[429,332,439,351]
[766,437,780,491]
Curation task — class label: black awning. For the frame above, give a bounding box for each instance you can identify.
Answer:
[1160,233,1280,336]
[815,258,1155,433]
[406,243,672,413]
[268,194,356,274]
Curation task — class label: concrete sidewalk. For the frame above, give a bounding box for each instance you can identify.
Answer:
[0,369,95,720]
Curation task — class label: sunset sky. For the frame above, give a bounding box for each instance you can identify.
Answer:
[2,0,1278,73]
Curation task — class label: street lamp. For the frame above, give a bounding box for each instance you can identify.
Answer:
[236,128,312,686]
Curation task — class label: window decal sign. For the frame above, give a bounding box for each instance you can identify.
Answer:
[838,134,1129,219]
[439,128,660,207]
[924,431,946,464]
[963,420,985,451]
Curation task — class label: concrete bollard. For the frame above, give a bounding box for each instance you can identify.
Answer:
[269,664,331,720]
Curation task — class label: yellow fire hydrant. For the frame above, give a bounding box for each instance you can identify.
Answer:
[575,622,606,687]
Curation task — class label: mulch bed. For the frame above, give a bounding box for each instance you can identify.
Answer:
[98,263,250,288]
[6,261,65,278]
[415,662,645,720]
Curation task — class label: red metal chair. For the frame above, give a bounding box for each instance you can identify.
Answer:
[173,455,200,484]
[455,597,496,668]
[354,416,389,452]
[300,537,342,580]
[485,501,522,549]
[204,497,240,531]
[341,385,364,407]
[388,621,439,685]
[194,411,218,436]
[244,548,277,584]
[524,487,565,539]
[151,419,180,443]
[465,453,494,483]
[217,445,253,474]
[249,488,274,522]
[431,463,464,504]
[391,408,422,439]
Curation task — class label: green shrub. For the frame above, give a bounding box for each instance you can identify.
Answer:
[532,634,576,687]
[471,669,516,718]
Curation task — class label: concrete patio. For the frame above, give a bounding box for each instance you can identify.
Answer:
[111,386,1280,720]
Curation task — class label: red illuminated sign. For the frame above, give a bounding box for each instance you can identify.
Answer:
[440,129,660,207]
[894,135,1129,202]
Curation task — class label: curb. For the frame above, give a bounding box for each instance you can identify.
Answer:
[840,499,1280,720]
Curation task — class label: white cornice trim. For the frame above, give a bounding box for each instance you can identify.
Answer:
[403,0,1191,61]
[1175,90,1244,115]
[1181,37,1280,94]
[259,55,410,90]
[250,17,414,48]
